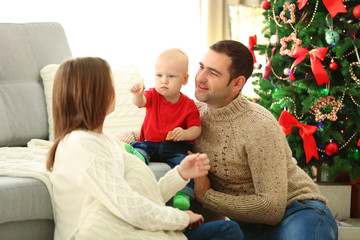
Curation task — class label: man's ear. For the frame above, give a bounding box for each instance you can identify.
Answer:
[233,75,246,92]
[183,73,189,85]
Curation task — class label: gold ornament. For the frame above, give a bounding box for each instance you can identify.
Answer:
[349,62,360,85]
[271,96,304,120]
[311,96,343,122]
[280,32,302,56]
[280,2,297,24]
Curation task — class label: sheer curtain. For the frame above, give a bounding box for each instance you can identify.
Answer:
[1,0,203,98]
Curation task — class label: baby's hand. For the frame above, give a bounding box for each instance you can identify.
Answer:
[171,127,186,141]
[129,79,145,95]
[178,153,210,180]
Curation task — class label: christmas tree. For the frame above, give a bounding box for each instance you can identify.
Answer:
[253,0,360,182]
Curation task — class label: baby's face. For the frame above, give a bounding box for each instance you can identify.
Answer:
[154,56,188,100]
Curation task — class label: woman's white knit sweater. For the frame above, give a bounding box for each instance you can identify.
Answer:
[193,94,327,225]
[50,130,189,240]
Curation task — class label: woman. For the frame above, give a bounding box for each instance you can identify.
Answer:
[46,57,243,240]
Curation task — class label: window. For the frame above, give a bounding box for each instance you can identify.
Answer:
[1,0,202,98]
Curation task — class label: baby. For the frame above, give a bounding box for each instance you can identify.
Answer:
[126,48,201,210]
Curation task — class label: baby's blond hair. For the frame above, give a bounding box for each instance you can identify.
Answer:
[157,48,189,73]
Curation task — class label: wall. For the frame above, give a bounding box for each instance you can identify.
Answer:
[1,0,203,99]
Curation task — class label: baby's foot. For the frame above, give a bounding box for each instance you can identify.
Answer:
[123,144,146,163]
[173,192,190,210]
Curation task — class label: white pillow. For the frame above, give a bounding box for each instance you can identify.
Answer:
[40,64,145,142]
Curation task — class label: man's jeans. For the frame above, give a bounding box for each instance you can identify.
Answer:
[242,200,338,240]
[185,220,244,240]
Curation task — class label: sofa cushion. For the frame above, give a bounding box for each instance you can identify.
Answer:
[0,177,53,224]
[0,22,72,147]
[0,219,54,240]
[40,64,146,141]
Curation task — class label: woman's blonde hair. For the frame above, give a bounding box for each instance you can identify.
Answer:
[46,57,115,171]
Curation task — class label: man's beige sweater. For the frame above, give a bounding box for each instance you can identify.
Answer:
[193,94,326,225]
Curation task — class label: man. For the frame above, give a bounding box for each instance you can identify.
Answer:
[192,40,338,239]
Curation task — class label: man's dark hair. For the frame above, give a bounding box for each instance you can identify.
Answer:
[209,40,254,83]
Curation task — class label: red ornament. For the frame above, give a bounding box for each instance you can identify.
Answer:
[329,61,338,71]
[261,1,271,10]
[353,5,360,19]
[263,47,276,79]
[325,142,339,156]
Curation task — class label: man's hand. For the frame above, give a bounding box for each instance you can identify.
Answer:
[194,175,210,203]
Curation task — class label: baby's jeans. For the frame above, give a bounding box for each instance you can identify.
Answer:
[130,140,194,198]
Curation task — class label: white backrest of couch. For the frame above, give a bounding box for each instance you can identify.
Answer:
[0,22,72,147]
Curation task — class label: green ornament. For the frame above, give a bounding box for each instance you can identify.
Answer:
[325,30,340,45]
[320,88,329,95]
[348,148,360,161]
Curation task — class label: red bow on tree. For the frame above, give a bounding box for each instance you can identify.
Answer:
[278,110,319,163]
[290,45,329,86]
[248,35,257,68]
[358,138,360,147]
[297,0,347,18]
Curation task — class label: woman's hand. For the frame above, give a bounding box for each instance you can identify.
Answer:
[177,153,210,180]
[185,210,204,230]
